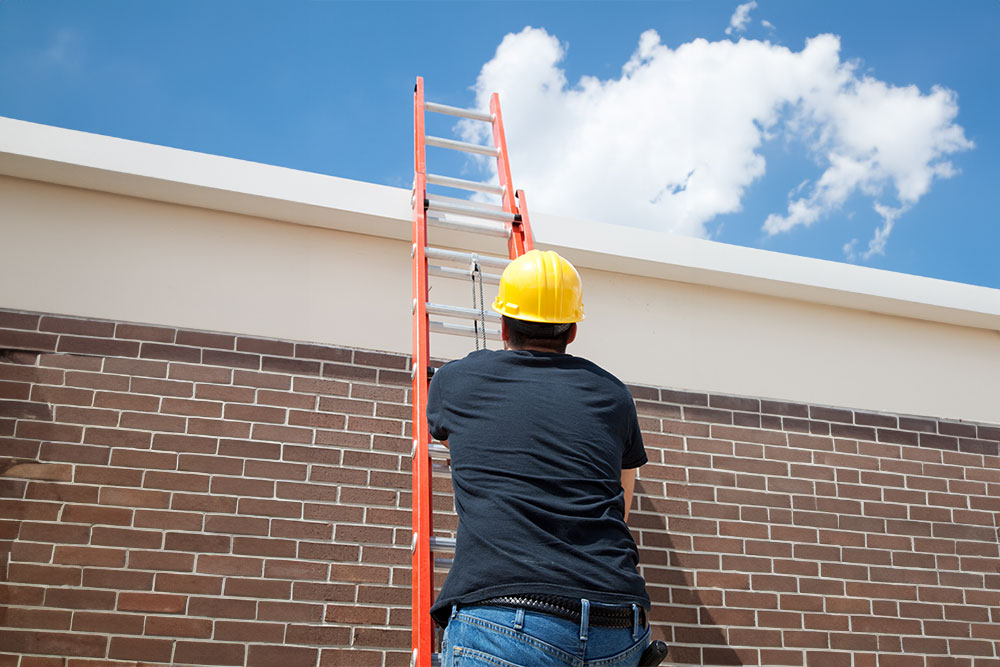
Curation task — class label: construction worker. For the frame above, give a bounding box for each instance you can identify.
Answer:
[428,250,665,666]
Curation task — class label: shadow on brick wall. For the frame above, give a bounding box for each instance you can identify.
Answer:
[636,488,744,666]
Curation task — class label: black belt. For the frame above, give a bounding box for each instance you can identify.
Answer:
[474,594,646,629]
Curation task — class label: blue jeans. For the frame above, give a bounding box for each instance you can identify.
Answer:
[442,601,650,667]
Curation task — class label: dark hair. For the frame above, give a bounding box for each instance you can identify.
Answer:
[503,316,574,353]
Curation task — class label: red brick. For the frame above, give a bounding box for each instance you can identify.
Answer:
[247,645,318,667]
[109,448,177,470]
[0,629,106,657]
[173,641,247,666]
[145,614,213,638]
[169,362,232,383]
[211,475,274,497]
[178,453,243,475]
[72,610,145,634]
[53,545,126,567]
[19,520,91,543]
[176,330,235,349]
[7,563,80,586]
[197,554,263,576]
[117,591,187,613]
[196,384,255,403]
[187,595,256,619]
[108,636,173,662]
[233,536,298,558]
[92,390,159,412]
[224,577,292,599]
[84,426,151,448]
[213,620,286,643]
[81,567,154,590]
[172,491,237,513]
[238,497,302,518]
[155,572,224,595]
[160,397,223,417]
[164,531,231,553]
[16,421,83,442]
[104,357,169,378]
[205,515,269,536]
[188,417,252,438]
[264,558,328,580]
[134,508,203,531]
[128,549,195,572]
[99,486,170,508]
[92,525,163,549]
[44,588,116,610]
[143,469,211,493]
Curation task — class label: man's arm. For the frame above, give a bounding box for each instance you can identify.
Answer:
[621,467,637,522]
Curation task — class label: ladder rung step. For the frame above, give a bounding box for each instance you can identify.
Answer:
[432,462,451,473]
[430,320,502,341]
[426,247,511,269]
[427,214,510,238]
[428,173,504,196]
[428,193,505,212]
[434,557,454,569]
[427,199,517,223]
[429,442,449,456]
[429,264,502,285]
[424,101,494,123]
[427,303,501,322]
[426,135,500,157]
[429,537,456,551]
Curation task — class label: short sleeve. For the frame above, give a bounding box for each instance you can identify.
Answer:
[426,365,449,442]
[621,391,647,469]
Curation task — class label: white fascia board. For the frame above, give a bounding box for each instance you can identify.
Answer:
[2,115,999,332]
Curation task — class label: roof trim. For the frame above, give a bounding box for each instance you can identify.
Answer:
[2,116,998,332]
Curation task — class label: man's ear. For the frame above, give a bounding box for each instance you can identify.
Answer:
[566,323,578,345]
[500,317,510,347]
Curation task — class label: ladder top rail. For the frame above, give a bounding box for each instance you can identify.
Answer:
[426,215,511,239]
[427,199,517,223]
[425,101,494,123]
[426,135,500,158]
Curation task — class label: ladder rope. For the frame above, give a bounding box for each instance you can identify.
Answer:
[471,256,487,350]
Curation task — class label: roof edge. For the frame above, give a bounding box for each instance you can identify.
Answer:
[2,116,998,332]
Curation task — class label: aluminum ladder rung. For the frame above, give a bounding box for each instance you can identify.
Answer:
[431,462,451,473]
[427,199,516,223]
[427,303,500,322]
[426,247,511,270]
[429,536,456,551]
[429,264,501,285]
[427,214,510,238]
[426,135,500,157]
[428,173,504,196]
[428,193,505,212]
[430,320,502,341]
[429,442,449,457]
[424,101,494,123]
[434,557,454,569]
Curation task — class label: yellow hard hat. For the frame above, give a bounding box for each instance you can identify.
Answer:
[492,250,585,324]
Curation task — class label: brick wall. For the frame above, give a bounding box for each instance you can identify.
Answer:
[0,307,997,667]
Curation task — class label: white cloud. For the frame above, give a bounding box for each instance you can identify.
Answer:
[762,19,776,31]
[459,26,972,257]
[726,2,758,36]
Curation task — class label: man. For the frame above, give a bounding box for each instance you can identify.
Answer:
[427,249,660,667]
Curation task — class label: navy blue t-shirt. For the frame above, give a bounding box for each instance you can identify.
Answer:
[426,348,649,627]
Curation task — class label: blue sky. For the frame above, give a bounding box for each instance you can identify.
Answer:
[1,1,998,290]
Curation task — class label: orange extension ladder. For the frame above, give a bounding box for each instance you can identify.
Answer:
[410,76,534,667]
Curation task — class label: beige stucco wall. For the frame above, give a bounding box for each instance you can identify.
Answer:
[3,174,998,424]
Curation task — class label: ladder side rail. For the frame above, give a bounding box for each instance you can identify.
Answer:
[411,76,434,667]
[513,189,535,254]
[489,93,533,259]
